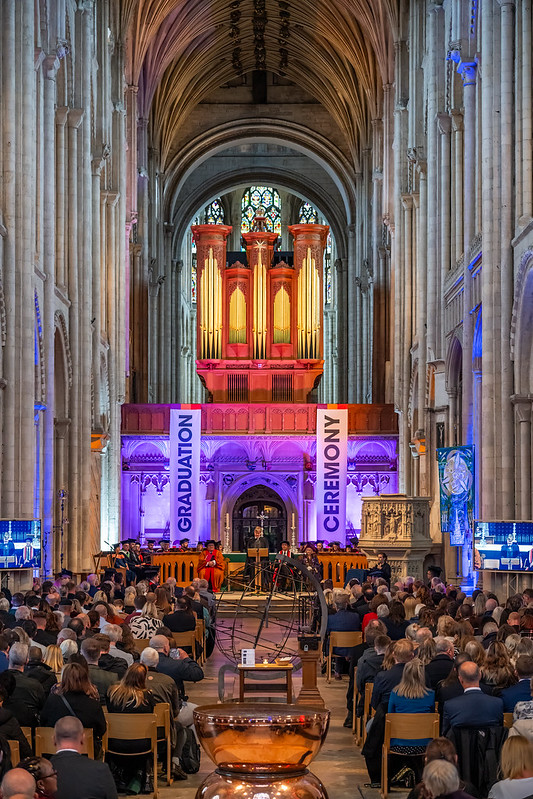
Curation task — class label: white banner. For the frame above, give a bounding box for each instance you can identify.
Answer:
[316,408,348,540]
[170,408,201,544]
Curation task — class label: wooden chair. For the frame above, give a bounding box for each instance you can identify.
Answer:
[102,713,158,799]
[381,713,440,799]
[352,667,359,737]
[326,631,363,682]
[154,703,172,786]
[133,638,151,653]
[504,712,514,729]
[8,740,20,767]
[171,630,196,655]
[362,682,374,745]
[195,619,206,666]
[20,727,33,753]
[35,727,95,759]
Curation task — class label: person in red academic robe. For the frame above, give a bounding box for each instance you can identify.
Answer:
[197,540,225,592]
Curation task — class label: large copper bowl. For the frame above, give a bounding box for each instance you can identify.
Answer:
[193,703,330,774]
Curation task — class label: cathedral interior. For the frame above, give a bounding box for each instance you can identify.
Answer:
[1,0,532,595]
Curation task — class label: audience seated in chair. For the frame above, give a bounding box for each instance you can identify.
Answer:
[51,716,117,799]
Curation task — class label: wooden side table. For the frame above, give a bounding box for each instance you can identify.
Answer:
[237,663,293,703]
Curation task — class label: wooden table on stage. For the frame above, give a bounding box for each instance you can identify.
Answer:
[237,663,293,703]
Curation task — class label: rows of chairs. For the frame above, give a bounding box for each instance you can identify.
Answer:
[349,672,518,798]
[6,703,173,799]
[325,631,363,683]
[131,623,206,666]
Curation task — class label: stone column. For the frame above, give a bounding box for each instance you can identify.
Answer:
[42,51,60,571]
[451,111,463,264]
[513,399,531,519]
[66,107,83,571]
[437,113,452,354]
[499,0,516,517]
[519,1,533,224]
[1,0,16,518]
[347,224,357,403]
[18,0,37,518]
[55,108,68,289]
[480,3,496,517]
[457,61,477,444]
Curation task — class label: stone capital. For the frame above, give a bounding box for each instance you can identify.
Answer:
[512,395,533,422]
[458,60,477,86]
[451,110,464,132]
[67,108,84,129]
[55,106,69,127]
[55,418,71,439]
[43,53,60,80]
[437,112,451,136]
[401,194,413,210]
[102,189,120,207]
[497,0,515,6]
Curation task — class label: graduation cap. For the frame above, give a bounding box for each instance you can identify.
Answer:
[60,569,73,578]
[179,538,190,545]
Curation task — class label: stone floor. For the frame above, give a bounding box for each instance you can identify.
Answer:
[160,636,410,799]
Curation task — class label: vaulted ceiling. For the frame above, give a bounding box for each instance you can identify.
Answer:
[117,0,397,236]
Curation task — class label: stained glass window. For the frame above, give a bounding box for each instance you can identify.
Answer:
[241,186,281,235]
[298,202,319,223]
[205,199,224,225]
[191,215,200,303]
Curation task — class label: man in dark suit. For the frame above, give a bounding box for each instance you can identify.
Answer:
[442,661,504,734]
[426,637,455,689]
[52,716,117,799]
[500,655,533,711]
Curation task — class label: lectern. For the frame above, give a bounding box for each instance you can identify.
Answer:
[247,547,269,592]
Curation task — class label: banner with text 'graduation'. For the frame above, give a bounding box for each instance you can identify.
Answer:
[170,407,201,544]
[316,407,348,540]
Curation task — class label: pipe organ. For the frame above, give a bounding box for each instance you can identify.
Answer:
[193,217,329,403]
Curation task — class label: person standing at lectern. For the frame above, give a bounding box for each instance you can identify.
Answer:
[245,526,269,587]
[197,541,225,592]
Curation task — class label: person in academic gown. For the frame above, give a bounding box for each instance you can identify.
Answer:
[197,540,225,592]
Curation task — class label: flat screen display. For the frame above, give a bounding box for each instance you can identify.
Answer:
[474,520,533,572]
[0,520,42,570]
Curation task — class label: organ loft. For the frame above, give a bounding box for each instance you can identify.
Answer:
[193,212,329,403]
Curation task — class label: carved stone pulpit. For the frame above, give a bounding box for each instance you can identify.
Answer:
[360,495,434,581]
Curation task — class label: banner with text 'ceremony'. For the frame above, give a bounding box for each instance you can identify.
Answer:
[316,407,348,540]
[170,406,201,544]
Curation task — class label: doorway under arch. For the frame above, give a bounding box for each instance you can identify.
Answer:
[232,485,287,552]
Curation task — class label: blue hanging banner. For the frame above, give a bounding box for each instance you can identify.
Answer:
[436,446,475,546]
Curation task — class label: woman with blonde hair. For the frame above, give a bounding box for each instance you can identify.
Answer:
[488,736,533,798]
[437,615,459,639]
[43,644,63,677]
[387,658,435,778]
[417,636,437,666]
[404,596,418,622]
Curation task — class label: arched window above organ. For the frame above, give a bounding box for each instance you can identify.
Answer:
[241,186,281,236]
